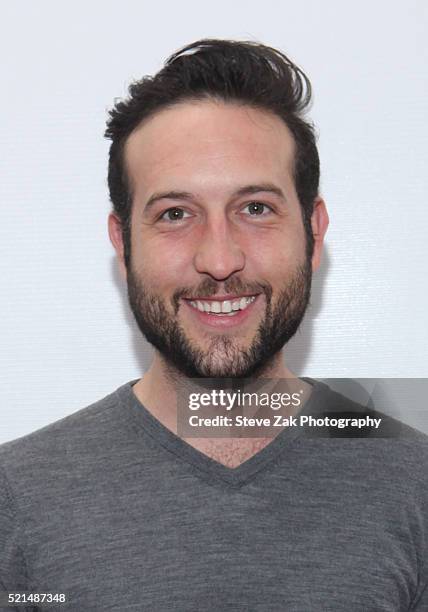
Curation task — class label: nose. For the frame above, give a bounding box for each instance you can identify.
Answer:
[193,217,245,280]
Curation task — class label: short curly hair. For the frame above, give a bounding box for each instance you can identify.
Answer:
[105,38,320,268]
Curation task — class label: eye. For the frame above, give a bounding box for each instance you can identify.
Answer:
[241,201,274,216]
[159,207,192,222]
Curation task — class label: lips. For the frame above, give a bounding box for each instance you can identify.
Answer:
[187,295,257,315]
[182,294,261,328]
[185,292,259,301]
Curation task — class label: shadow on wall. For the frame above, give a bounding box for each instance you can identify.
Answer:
[109,245,332,377]
[110,257,154,374]
[285,247,331,375]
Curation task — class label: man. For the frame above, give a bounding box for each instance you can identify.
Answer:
[0,39,427,611]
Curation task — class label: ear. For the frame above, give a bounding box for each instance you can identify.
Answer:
[108,212,128,279]
[310,197,329,272]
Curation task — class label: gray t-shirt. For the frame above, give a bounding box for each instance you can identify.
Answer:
[0,378,427,611]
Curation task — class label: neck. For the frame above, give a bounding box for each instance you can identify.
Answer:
[132,350,302,434]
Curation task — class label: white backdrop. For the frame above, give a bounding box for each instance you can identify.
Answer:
[1,0,427,443]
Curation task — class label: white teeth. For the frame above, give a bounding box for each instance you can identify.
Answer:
[188,295,256,314]
[221,300,232,313]
[211,301,221,313]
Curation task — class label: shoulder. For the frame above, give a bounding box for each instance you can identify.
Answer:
[0,382,134,591]
[305,379,428,485]
[326,383,427,438]
[0,381,134,479]
[308,378,428,437]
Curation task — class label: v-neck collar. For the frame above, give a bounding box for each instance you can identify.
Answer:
[115,377,331,487]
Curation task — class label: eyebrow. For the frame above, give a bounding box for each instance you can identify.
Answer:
[143,183,287,212]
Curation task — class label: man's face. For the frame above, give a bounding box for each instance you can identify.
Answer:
[120,100,316,378]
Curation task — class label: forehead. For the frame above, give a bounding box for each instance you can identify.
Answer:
[124,100,296,197]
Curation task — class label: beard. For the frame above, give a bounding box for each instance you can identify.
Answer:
[126,258,312,379]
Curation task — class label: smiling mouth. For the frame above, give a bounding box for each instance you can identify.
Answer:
[185,295,258,317]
